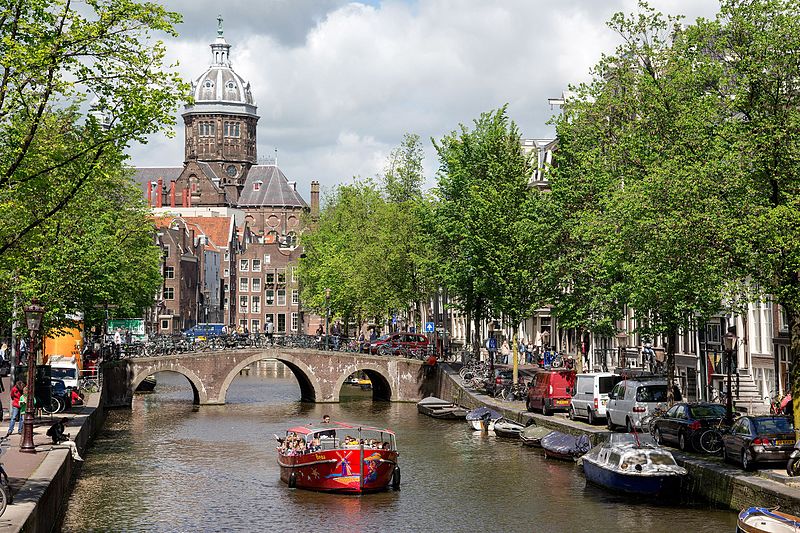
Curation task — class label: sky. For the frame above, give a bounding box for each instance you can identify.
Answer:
[129,0,721,197]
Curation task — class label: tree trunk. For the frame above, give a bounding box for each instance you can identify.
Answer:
[666,325,677,405]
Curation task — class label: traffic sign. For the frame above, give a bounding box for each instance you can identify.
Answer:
[392,315,398,325]
[425,322,435,333]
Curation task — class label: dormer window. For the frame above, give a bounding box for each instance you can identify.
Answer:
[204,80,213,88]
[226,81,235,89]
[253,180,262,191]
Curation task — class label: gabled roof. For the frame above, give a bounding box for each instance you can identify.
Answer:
[131,167,182,189]
[238,165,308,208]
[180,216,235,249]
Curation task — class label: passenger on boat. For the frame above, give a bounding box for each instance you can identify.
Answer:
[308,437,321,452]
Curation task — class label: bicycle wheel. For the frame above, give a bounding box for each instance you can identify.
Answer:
[699,429,723,455]
[0,483,7,517]
[42,397,61,415]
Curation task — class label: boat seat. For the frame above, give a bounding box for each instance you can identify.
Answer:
[320,437,339,450]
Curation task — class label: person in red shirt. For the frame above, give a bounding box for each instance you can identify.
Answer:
[70,388,84,407]
[7,380,24,436]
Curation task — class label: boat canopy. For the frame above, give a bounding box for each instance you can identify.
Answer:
[286,421,396,437]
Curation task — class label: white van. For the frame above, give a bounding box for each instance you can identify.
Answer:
[569,372,622,424]
[48,355,80,390]
[606,378,678,433]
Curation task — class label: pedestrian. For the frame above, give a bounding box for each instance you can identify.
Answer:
[19,385,29,426]
[332,321,342,350]
[500,339,511,365]
[357,331,366,352]
[113,328,122,358]
[19,338,27,364]
[46,418,83,461]
[7,380,24,436]
[265,318,275,346]
[124,329,132,345]
[369,329,378,343]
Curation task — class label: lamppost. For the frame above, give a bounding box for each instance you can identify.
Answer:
[20,299,44,454]
[723,328,738,426]
[616,332,628,370]
[541,329,551,367]
[324,287,331,351]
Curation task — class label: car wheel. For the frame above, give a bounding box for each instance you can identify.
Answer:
[568,405,576,420]
[607,415,615,431]
[678,431,689,452]
[587,408,596,425]
[742,449,755,471]
[526,398,533,412]
[655,427,664,445]
[626,417,634,433]
[542,402,550,416]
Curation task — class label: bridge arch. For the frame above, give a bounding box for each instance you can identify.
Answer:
[131,365,207,405]
[333,363,394,402]
[217,352,318,404]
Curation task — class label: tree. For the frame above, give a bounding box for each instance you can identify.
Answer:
[379,133,425,204]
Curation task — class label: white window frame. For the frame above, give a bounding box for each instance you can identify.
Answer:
[239,259,249,272]
[277,289,286,306]
[291,289,299,305]
[164,266,175,279]
[264,254,271,264]
[239,277,249,292]
[160,319,170,330]
[252,278,262,293]
[265,289,275,305]
[164,287,175,300]
[251,295,261,313]
[252,259,261,272]
[291,312,298,332]
[239,295,248,313]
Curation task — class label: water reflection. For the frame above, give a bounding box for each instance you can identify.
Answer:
[61,363,737,532]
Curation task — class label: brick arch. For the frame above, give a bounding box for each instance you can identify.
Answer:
[333,364,395,402]
[216,352,319,404]
[130,365,207,405]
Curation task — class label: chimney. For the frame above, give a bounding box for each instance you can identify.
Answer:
[156,178,163,208]
[310,180,320,220]
[188,188,192,208]
[170,182,176,208]
[147,182,153,206]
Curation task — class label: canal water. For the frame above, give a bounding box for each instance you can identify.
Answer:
[61,362,737,532]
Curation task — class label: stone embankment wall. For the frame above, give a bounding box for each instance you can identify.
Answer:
[435,365,800,513]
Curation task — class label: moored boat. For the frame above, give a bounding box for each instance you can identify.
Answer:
[135,375,157,392]
[541,431,591,461]
[520,425,553,447]
[417,396,469,420]
[465,407,502,432]
[493,418,525,438]
[737,507,800,533]
[277,421,399,493]
[581,433,686,497]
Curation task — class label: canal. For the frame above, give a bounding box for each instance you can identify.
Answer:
[61,362,737,532]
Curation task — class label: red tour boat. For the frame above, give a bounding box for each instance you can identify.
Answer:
[276,421,400,493]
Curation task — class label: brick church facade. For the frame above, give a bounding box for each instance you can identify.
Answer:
[135,19,320,335]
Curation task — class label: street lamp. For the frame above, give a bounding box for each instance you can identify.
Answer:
[540,329,551,368]
[723,328,738,426]
[616,332,628,369]
[20,299,44,454]
[324,288,331,351]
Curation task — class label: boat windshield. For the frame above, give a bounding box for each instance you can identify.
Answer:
[312,428,396,451]
[620,454,647,470]
[649,453,677,466]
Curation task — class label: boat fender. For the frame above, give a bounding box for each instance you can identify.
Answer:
[392,466,401,490]
[288,472,297,489]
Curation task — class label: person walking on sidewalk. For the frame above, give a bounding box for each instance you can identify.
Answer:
[6,381,23,436]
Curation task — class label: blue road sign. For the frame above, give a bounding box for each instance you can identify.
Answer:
[425,322,435,333]
[392,315,398,325]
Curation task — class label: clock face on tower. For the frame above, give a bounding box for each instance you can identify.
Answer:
[226,164,237,177]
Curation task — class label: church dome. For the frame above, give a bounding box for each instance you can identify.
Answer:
[185,17,257,117]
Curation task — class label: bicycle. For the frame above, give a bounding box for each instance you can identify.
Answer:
[639,405,668,439]
[0,437,12,517]
[691,416,738,455]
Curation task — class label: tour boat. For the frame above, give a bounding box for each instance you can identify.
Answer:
[737,507,800,533]
[580,433,686,497]
[277,421,400,493]
[416,396,469,420]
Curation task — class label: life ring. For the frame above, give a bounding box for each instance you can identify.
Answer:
[391,466,401,490]
[288,472,297,488]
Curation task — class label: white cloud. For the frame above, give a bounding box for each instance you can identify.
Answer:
[127,0,720,195]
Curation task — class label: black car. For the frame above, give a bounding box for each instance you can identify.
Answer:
[721,415,796,471]
[50,378,73,411]
[652,402,726,451]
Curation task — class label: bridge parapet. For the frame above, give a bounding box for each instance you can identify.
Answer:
[116,348,431,406]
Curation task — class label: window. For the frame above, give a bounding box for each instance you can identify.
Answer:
[252,259,261,272]
[277,269,286,283]
[223,298,228,310]
[291,312,298,332]
[160,319,170,330]
[291,289,299,305]
[164,267,174,279]
[239,259,249,272]
[224,251,230,261]
[253,181,262,191]
[263,254,271,264]
[163,245,170,258]
[239,295,248,313]
[239,319,247,328]
[252,278,261,293]
[164,287,174,300]
[265,272,275,284]
[277,289,286,306]
[251,295,261,313]
[265,313,275,328]
[265,289,275,305]
[291,267,297,283]
[251,319,260,332]
[224,121,240,137]
[277,313,286,333]
[224,268,230,277]
[199,121,215,136]
[239,278,249,292]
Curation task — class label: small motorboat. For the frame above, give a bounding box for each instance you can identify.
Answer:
[416,397,468,420]
[135,375,157,392]
[465,407,502,432]
[540,431,591,461]
[277,421,399,493]
[737,507,800,533]
[580,433,686,497]
[520,425,553,448]
[493,418,525,439]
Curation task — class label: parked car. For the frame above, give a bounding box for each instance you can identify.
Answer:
[50,378,73,410]
[526,370,576,416]
[606,377,681,433]
[183,323,225,339]
[652,402,727,451]
[569,372,623,425]
[370,332,429,355]
[722,415,796,471]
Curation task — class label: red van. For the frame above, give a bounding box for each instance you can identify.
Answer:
[526,370,577,416]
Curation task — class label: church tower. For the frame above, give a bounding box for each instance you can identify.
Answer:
[182,16,258,202]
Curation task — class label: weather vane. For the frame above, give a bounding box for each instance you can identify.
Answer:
[217,14,223,37]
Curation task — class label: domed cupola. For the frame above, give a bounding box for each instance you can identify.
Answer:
[183,16,259,185]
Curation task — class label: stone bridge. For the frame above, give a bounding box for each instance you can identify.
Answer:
[107,348,435,406]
